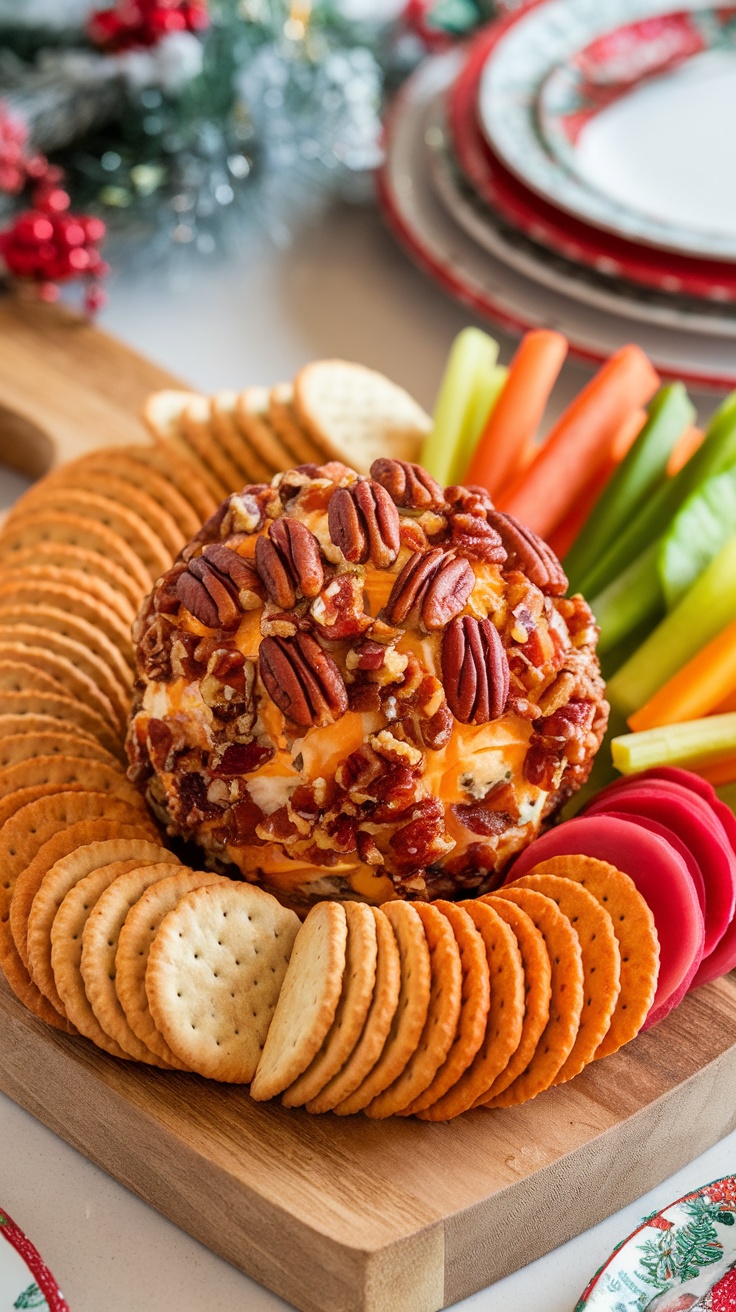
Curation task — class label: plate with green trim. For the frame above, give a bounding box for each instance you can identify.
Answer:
[0,1207,69,1311]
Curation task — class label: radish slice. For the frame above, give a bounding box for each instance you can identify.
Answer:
[691,798,736,986]
[585,781,736,956]
[593,767,717,805]
[509,814,704,1015]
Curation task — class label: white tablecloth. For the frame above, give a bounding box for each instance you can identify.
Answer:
[2,201,733,1311]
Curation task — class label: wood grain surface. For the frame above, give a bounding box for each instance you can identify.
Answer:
[0,298,735,1312]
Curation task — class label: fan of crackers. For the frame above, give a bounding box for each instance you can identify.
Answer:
[0,357,660,1118]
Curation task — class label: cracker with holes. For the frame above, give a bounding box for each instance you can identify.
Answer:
[523,855,660,1057]
[473,896,551,1106]
[0,643,126,731]
[147,881,300,1083]
[282,901,377,1109]
[7,542,142,612]
[509,874,621,1083]
[332,901,431,1116]
[115,868,222,1065]
[305,906,401,1115]
[418,901,526,1121]
[251,901,348,1101]
[365,902,462,1118]
[402,901,490,1117]
[483,887,584,1109]
[0,731,117,771]
[0,691,122,759]
[0,512,152,595]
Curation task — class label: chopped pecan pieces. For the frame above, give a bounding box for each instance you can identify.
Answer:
[327,479,401,568]
[255,516,324,609]
[486,510,568,596]
[370,458,444,510]
[259,632,348,726]
[442,615,510,724]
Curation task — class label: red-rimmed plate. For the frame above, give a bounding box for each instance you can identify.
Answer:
[448,15,736,301]
[378,48,736,388]
[0,1206,69,1311]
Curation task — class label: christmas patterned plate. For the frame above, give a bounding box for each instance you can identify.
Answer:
[0,1207,69,1312]
[575,1175,736,1311]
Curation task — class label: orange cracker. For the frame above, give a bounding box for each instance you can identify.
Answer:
[402,901,490,1116]
[418,900,525,1121]
[250,901,348,1101]
[130,437,221,521]
[305,906,401,1114]
[473,896,551,1105]
[332,901,431,1116]
[20,473,185,560]
[2,562,134,625]
[524,855,660,1057]
[482,887,584,1108]
[0,511,152,594]
[0,691,122,759]
[81,861,187,1063]
[0,608,133,690]
[115,867,222,1065]
[0,732,117,771]
[52,859,174,1061]
[364,902,462,1118]
[282,901,378,1108]
[2,543,141,613]
[43,450,202,541]
[509,874,621,1082]
[11,488,172,581]
[26,830,167,1010]
[0,643,125,732]
[0,624,132,717]
[0,714,102,753]
[0,581,134,662]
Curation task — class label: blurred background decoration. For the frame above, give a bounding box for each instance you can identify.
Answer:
[0,0,493,308]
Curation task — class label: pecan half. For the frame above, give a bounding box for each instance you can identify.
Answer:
[383,548,445,624]
[327,480,400,568]
[370,458,444,510]
[486,510,567,595]
[450,512,507,564]
[422,555,475,630]
[442,615,510,724]
[176,569,220,628]
[201,543,263,610]
[255,516,324,609]
[259,632,347,726]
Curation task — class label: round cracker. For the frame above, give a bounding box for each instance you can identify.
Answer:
[26,831,168,1010]
[147,881,301,1082]
[0,714,102,753]
[365,902,462,1119]
[20,473,185,560]
[0,511,152,594]
[473,897,552,1105]
[50,449,203,540]
[0,931,76,1032]
[52,858,173,1061]
[0,691,123,759]
[0,582,133,664]
[235,387,295,474]
[282,902,378,1108]
[483,887,584,1108]
[524,855,660,1057]
[250,901,348,1101]
[0,731,117,771]
[305,906,401,1114]
[126,440,219,522]
[0,625,132,721]
[332,901,431,1116]
[81,861,188,1063]
[211,390,272,484]
[0,607,133,688]
[510,874,621,1083]
[0,641,126,732]
[293,360,430,471]
[0,563,136,625]
[181,395,245,496]
[11,489,172,580]
[0,543,141,612]
[0,659,65,700]
[115,868,221,1065]
[269,383,325,467]
[417,901,526,1121]
[402,901,490,1117]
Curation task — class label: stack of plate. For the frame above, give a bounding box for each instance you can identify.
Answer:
[377,0,736,387]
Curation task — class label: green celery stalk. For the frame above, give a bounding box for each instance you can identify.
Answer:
[448,364,508,486]
[564,383,694,594]
[590,541,664,654]
[612,713,736,773]
[577,388,736,599]
[599,618,655,682]
[606,535,736,719]
[421,328,499,485]
[658,465,736,609]
[716,782,736,814]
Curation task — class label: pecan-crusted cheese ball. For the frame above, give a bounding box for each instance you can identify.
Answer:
[126,459,608,907]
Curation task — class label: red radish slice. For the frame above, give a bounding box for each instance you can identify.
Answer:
[689,795,736,986]
[585,781,736,956]
[594,768,717,805]
[600,812,704,1028]
[509,814,704,1014]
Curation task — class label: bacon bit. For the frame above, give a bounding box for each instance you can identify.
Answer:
[256,805,301,844]
[451,803,513,837]
[214,742,275,776]
[389,798,455,868]
[357,831,384,865]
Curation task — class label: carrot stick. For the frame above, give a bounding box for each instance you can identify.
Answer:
[547,409,646,558]
[628,615,736,731]
[713,687,736,715]
[497,345,660,539]
[667,424,704,477]
[693,759,736,786]
[466,330,568,496]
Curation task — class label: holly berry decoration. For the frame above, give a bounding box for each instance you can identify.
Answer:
[88,0,209,52]
[0,198,108,314]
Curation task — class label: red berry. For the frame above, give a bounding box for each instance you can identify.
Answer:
[38,281,60,302]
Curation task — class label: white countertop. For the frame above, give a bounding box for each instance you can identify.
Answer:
[2,200,734,1311]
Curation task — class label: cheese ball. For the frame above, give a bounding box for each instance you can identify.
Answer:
[126,460,608,907]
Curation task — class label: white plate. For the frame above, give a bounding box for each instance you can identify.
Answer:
[377,49,736,388]
[0,1205,68,1311]
[477,0,736,260]
[424,96,736,339]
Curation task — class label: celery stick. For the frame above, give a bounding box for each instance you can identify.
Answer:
[599,618,654,681]
[716,782,736,814]
[659,466,736,609]
[421,328,499,485]
[448,364,507,486]
[564,383,694,593]
[607,536,736,718]
[590,541,664,654]
[578,388,736,599]
[612,713,736,773]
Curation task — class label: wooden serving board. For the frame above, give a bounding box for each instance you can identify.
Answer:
[0,298,735,1312]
